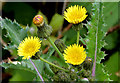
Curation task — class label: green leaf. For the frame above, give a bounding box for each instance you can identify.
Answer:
[104,30,118,50]
[49,13,64,33]
[86,2,106,64]
[9,70,36,81]
[41,47,55,77]
[95,63,110,81]
[104,52,119,81]
[1,61,35,74]
[0,17,28,46]
[44,63,54,76]
[103,2,118,32]
[0,59,44,75]
[63,28,76,45]
[47,56,68,68]
[85,2,110,81]
[42,36,57,46]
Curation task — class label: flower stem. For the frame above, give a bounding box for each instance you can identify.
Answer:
[47,37,64,60]
[77,31,80,44]
[47,37,70,68]
[29,58,44,83]
[39,56,69,72]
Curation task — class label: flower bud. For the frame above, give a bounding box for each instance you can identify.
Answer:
[57,70,70,81]
[33,15,52,38]
[50,61,59,74]
[69,69,78,81]
[33,15,44,27]
[78,69,91,78]
[54,39,66,53]
[82,57,93,70]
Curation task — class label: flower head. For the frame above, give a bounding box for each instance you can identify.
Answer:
[18,36,42,59]
[33,15,44,26]
[64,5,88,24]
[63,44,86,65]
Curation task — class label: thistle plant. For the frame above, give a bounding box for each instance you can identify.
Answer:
[1,1,118,82]
[64,5,88,44]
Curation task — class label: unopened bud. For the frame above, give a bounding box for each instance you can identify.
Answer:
[57,70,70,81]
[33,15,44,27]
[83,57,93,70]
[54,39,66,53]
[33,15,52,38]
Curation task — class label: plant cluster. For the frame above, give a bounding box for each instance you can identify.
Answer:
[1,2,115,82]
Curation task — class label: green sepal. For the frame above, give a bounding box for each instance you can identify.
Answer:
[72,23,83,31]
[37,23,52,38]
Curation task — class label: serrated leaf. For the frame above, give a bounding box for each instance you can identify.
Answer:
[95,63,110,81]
[85,2,110,81]
[0,59,44,75]
[86,2,106,64]
[0,17,28,46]
[0,61,35,74]
[49,13,64,33]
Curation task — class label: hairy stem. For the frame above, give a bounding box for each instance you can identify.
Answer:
[39,56,69,72]
[77,31,80,44]
[29,58,44,82]
[47,37,70,68]
[47,37,64,60]
[92,3,99,77]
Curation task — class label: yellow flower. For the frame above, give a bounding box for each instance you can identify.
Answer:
[18,36,42,59]
[64,5,88,24]
[63,44,86,65]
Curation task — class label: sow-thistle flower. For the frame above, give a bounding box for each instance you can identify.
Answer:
[63,44,86,65]
[64,5,88,24]
[18,36,42,59]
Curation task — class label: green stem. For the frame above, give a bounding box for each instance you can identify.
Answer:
[47,37,70,68]
[39,56,69,72]
[77,31,80,44]
[47,37,64,61]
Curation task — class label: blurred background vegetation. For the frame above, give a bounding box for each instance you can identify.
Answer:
[0,2,120,82]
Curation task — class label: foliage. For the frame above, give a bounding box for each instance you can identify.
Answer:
[85,2,110,81]
[0,17,28,46]
[104,52,119,81]
[1,2,119,82]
